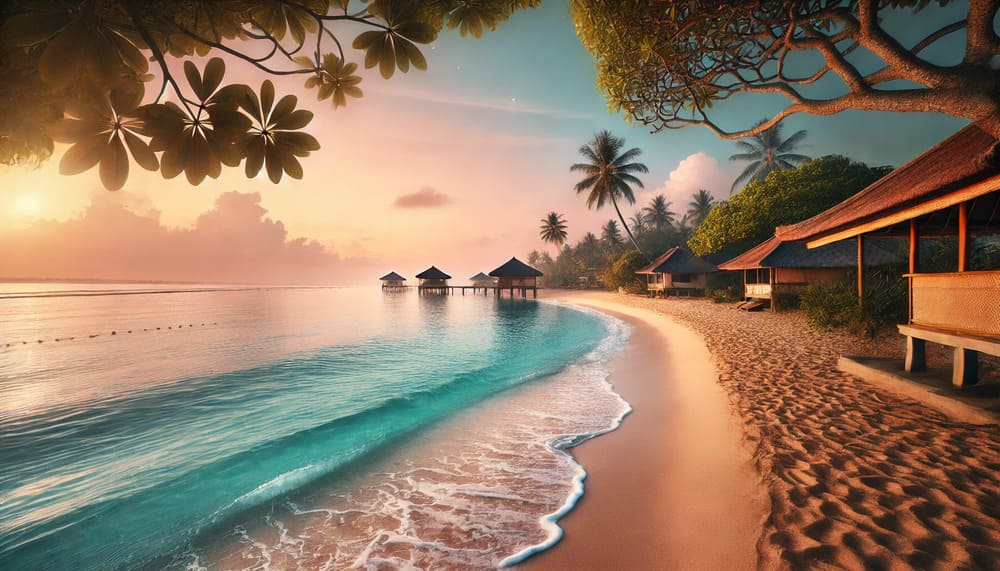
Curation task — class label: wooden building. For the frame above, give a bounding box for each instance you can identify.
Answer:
[415,266,452,293]
[469,272,495,286]
[718,236,900,310]
[777,123,1000,386]
[489,257,543,298]
[635,247,717,296]
[379,271,407,290]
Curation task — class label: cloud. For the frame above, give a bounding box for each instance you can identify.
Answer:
[393,187,452,209]
[650,152,738,209]
[0,192,378,285]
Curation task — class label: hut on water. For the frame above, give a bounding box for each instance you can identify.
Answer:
[717,236,901,310]
[469,272,495,286]
[379,271,407,290]
[416,266,452,291]
[635,247,717,297]
[777,122,1000,387]
[489,257,543,297]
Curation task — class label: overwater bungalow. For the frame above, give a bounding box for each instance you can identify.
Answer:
[416,266,452,293]
[717,237,900,311]
[379,271,407,290]
[635,247,717,297]
[777,122,1000,386]
[469,272,495,286]
[489,257,543,298]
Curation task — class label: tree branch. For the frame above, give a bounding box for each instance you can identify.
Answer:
[965,0,1000,65]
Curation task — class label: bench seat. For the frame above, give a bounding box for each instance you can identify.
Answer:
[898,324,1000,387]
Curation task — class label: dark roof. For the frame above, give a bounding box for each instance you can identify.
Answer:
[777,123,1000,243]
[379,271,406,281]
[416,266,452,280]
[635,247,717,274]
[469,272,494,282]
[489,257,543,277]
[718,237,902,270]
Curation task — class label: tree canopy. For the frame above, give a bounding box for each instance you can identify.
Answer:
[688,155,892,258]
[0,0,537,189]
[571,0,1000,139]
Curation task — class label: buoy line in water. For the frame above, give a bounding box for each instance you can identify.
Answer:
[2,322,220,349]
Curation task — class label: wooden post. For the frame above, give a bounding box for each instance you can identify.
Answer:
[904,336,926,372]
[742,269,747,301]
[768,267,775,312]
[958,201,969,272]
[953,347,979,387]
[909,220,918,323]
[857,234,865,307]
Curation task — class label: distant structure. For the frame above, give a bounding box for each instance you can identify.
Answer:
[379,271,407,291]
[778,122,999,387]
[635,247,716,297]
[416,266,452,294]
[718,237,900,311]
[489,257,543,298]
[469,272,495,293]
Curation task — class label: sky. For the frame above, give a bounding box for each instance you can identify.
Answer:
[0,1,970,285]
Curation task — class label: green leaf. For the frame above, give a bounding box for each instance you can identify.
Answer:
[123,130,159,171]
[59,135,105,175]
[202,58,226,97]
[99,136,129,190]
[49,118,103,143]
[396,38,426,72]
[184,133,212,185]
[243,137,266,178]
[88,31,121,86]
[39,20,87,87]
[270,95,298,125]
[287,11,306,46]
[265,148,284,183]
[273,109,312,130]
[184,61,205,100]
[379,36,396,79]
[396,22,436,44]
[260,80,275,121]
[281,132,320,154]
[108,30,149,74]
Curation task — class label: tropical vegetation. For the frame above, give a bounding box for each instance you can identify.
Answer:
[728,121,810,193]
[539,211,568,249]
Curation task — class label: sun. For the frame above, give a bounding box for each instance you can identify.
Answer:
[11,194,42,218]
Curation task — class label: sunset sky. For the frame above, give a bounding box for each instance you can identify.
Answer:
[0,1,968,285]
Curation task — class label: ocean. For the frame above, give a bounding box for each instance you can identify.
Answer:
[0,284,630,569]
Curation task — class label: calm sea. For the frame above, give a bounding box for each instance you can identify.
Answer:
[0,284,629,569]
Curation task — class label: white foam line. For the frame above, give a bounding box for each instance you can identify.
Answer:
[499,302,633,567]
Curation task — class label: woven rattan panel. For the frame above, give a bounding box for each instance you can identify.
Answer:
[911,271,1000,336]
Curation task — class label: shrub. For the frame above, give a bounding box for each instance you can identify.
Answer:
[800,270,906,337]
[604,249,648,293]
[706,286,742,303]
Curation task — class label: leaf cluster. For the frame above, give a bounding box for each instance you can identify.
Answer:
[0,0,538,188]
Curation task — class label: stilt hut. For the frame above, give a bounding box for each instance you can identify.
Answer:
[416,266,451,293]
[718,237,901,311]
[469,272,495,294]
[379,271,407,290]
[635,247,717,297]
[778,122,1000,386]
[489,257,542,298]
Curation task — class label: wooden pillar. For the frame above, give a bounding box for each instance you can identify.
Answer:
[768,267,775,312]
[908,220,918,323]
[742,269,747,301]
[904,336,926,372]
[958,201,969,272]
[857,234,865,307]
[953,347,979,387]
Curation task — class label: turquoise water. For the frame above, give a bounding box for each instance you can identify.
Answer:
[0,286,625,569]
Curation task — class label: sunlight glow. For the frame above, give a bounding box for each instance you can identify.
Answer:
[12,194,43,218]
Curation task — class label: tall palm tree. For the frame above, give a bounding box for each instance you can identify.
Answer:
[729,120,810,194]
[628,213,646,236]
[601,219,623,250]
[539,211,568,249]
[642,194,675,232]
[687,189,715,227]
[571,130,648,253]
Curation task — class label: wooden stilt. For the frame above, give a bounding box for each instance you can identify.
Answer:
[958,201,969,272]
[904,336,926,372]
[953,347,979,387]
[857,234,865,307]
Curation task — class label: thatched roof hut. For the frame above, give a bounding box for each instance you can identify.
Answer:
[379,271,406,286]
[635,247,716,295]
[416,266,451,289]
[469,272,495,285]
[489,257,543,289]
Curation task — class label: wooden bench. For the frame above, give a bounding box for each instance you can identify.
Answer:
[898,324,1000,387]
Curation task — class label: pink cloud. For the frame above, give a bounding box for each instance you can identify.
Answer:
[650,152,737,208]
[393,187,452,209]
[0,192,378,285]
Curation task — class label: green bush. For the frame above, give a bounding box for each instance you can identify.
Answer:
[773,292,800,311]
[800,270,906,336]
[604,249,648,292]
[705,286,742,303]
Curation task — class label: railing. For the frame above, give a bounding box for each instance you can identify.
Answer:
[745,283,772,298]
[907,270,1000,336]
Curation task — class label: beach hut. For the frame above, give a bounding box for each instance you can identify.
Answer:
[469,272,495,286]
[489,257,543,298]
[777,122,1000,386]
[718,237,901,311]
[379,271,407,290]
[416,266,452,293]
[635,247,717,297]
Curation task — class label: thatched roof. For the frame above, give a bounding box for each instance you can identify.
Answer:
[416,266,452,280]
[489,257,543,277]
[469,272,494,283]
[777,123,1000,243]
[718,237,902,271]
[379,271,406,281]
[635,247,717,274]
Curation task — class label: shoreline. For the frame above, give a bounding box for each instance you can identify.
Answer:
[520,290,767,570]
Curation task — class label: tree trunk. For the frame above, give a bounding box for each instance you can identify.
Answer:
[611,194,644,256]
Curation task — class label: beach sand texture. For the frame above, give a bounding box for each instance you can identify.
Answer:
[548,292,1000,570]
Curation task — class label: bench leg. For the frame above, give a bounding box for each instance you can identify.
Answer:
[952,348,979,387]
[904,336,926,373]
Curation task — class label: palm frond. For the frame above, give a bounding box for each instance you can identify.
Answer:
[730,161,761,192]
[776,129,808,152]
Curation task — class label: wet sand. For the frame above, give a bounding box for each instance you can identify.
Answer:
[523,291,766,570]
[532,291,1000,570]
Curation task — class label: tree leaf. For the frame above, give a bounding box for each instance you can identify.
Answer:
[379,36,396,79]
[270,95,299,125]
[260,80,275,121]
[243,137,266,178]
[265,148,284,183]
[87,31,121,86]
[273,109,312,130]
[108,30,149,74]
[202,58,226,97]
[396,22,436,44]
[39,20,87,87]
[123,130,159,171]
[1,11,72,47]
[49,118,103,143]
[99,135,129,190]
[184,60,205,100]
[281,132,321,155]
[59,135,106,175]
[183,133,212,185]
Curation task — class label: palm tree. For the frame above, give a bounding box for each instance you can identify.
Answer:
[729,120,810,194]
[628,213,646,236]
[642,194,675,232]
[601,219,623,250]
[539,211,568,249]
[675,214,694,242]
[571,130,648,252]
[687,189,715,227]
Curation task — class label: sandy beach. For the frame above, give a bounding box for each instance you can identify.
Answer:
[528,290,1000,570]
